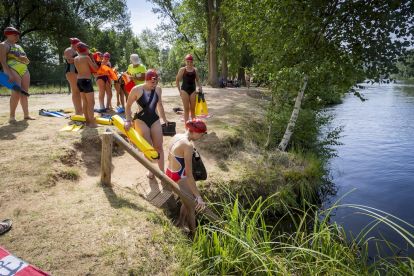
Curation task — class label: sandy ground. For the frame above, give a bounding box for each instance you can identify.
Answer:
[0,86,266,275]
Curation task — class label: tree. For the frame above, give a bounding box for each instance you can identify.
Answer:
[226,0,414,151]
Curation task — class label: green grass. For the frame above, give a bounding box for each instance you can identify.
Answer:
[180,191,414,275]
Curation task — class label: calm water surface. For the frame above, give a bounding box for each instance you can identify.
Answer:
[326,80,414,254]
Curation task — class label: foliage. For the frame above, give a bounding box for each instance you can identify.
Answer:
[223,0,414,151]
[393,49,414,79]
[181,194,414,275]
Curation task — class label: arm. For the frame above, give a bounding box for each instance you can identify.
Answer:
[195,68,202,92]
[176,68,184,93]
[124,86,140,131]
[183,143,205,211]
[64,48,75,63]
[0,44,14,82]
[156,86,168,125]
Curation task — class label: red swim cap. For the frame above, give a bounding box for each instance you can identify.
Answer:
[185,54,193,61]
[69,38,81,44]
[103,52,110,58]
[4,27,20,36]
[76,42,89,53]
[145,69,159,81]
[186,118,207,133]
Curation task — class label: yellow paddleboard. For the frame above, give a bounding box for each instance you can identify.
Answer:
[111,115,159,161]
[70,115,112,125]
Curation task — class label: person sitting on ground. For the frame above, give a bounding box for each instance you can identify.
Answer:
[0,27,35,121]
[125,54,146,86]
[176,54,202,123]
[124,69,169,179]
[64,38,83,115]
[0,219,12,235]
[73,42,99,127]
[166,118,207,238]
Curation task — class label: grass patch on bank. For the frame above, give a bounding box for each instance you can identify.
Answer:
[181,193,414,275]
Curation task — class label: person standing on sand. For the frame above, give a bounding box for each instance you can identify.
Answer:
[123,69,169,179]
[73,42,99,127]
[176,54,202,123]
[245,72,250,89]
[166,119,207,238]
[64,38,83,115]
[94,52,113,110]
[0,27,35,122]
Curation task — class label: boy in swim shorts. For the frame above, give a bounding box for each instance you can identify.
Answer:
[74,42,99,127]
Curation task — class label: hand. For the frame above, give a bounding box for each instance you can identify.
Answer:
[124,120,132,131]
[164,120,169,126]
[8,74,15,83]
[195,197,205,212]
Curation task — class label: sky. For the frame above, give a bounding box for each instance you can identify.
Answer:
[127,0,163,35]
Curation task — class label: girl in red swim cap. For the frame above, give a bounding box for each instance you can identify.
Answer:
[166,118,207,237]
[124,69,170,179]
[175,54,202,123]
[0,27,35,121]
[94,51,113,110]
[64,38,83,115]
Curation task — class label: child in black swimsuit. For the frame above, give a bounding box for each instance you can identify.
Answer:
[124,69,169,179]
[175,54,202,123]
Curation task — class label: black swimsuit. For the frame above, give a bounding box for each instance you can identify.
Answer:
[65,53,78,74]
[134,89,159,128]
[181,68,196,95]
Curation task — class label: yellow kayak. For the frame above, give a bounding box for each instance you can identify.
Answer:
[111,115,159,161]
[70,115,112,125]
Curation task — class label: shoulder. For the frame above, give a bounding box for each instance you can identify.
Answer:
[139,64,146,71]
[155,86,162,95]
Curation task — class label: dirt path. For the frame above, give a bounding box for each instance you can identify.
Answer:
[0,86,266,275]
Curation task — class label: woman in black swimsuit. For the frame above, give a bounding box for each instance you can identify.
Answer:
[175,54,202,123]
[124,69,169,179]
[64,38,82,115]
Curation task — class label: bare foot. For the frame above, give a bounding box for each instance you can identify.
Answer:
[9,117,17,123]
[89,123,99,128]
[24,116,36,120]
[146,171,154,179]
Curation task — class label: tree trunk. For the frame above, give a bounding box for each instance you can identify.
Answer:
[278,73,309,151]
[206,0,220,88]
[221,28,228,79]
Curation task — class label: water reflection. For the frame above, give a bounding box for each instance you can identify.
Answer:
[325,81,414,257]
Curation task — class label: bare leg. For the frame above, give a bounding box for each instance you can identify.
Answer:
[150,121,164,172]
[8,69,22,121]
[180,90,190,123]
[189,92,197,119]
[120,87,126,108]
[66,72,83,115]
[114,82,121,107]
[105,81,113,109]
[85,92,98,127]
[134,120,156,178]
[96,79,106,109]
[177,178,196,236]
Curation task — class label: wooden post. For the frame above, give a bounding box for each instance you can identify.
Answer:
[106,128,223,223]
[101,132,113,186]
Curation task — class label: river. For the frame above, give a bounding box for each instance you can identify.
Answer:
[325,80,414,255]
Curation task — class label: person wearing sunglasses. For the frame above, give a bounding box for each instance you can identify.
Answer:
[166,118,207,238]
[124,69,169,179]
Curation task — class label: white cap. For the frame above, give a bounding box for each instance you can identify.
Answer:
[130,54,140,65]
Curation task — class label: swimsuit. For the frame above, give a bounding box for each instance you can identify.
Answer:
[77,79,94,93]
[133,89,159,127]
[166,138,187,182]
[5,42,28,77]
[181,68,197,95]
[65,53,78,74]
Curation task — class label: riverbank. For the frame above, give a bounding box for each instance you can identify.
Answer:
[0,87,325,275]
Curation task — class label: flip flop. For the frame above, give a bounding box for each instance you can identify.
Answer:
[0,219,12,235]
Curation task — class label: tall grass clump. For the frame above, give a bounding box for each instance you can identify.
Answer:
[180,191,414,275]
